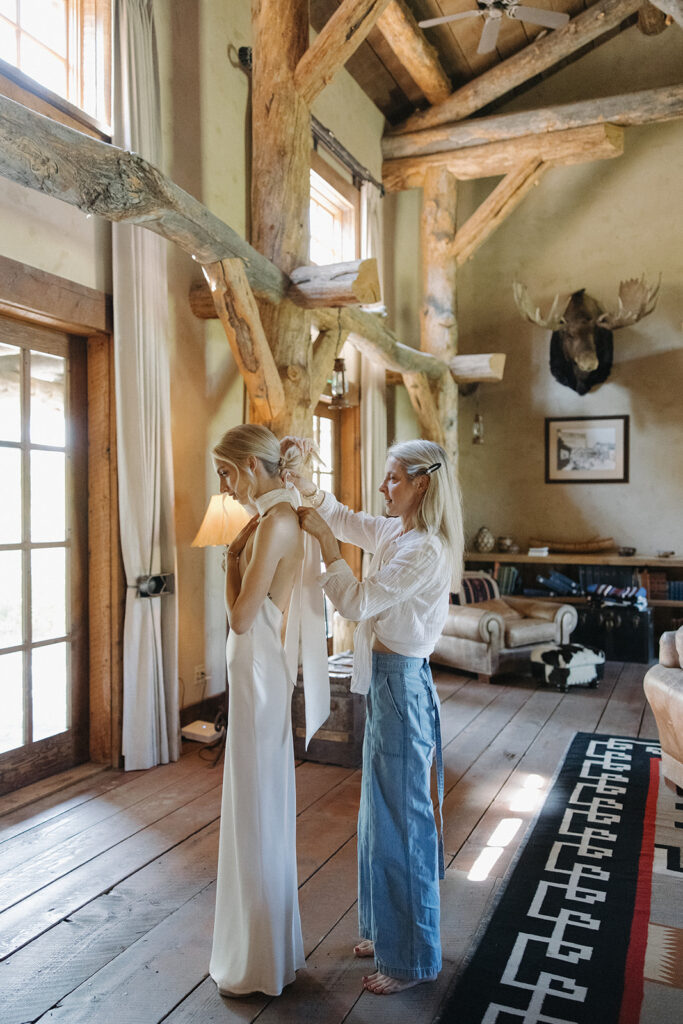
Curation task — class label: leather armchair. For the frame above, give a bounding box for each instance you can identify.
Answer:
[431,572,578,683]
[643,627,683,788]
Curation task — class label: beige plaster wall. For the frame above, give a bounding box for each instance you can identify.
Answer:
[456,26,683,555]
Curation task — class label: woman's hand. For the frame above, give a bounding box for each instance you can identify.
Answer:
[297,507,341,566]
[227,514,259,563]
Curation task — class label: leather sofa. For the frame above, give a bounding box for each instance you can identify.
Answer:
[431,572,578,683]
[643,626,683,788]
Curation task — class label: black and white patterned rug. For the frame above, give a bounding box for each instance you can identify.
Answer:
[437,733,683,1024]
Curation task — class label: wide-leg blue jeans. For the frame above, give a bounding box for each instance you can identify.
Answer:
[358,652,444,980]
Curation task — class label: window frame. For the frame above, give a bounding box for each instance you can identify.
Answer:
[0,0,111,140]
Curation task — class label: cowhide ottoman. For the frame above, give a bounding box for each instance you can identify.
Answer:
[530,643,605,692]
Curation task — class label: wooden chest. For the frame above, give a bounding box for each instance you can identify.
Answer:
[292,654,366,768]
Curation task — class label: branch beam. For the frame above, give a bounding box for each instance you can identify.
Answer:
[375,0,451,106]
[383,84,683,161]
[383,124,624,191]
[202,259,285,424]
[294,0,393,105]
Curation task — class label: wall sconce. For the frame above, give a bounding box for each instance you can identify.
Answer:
[330,357,349,408]
[191,494,251,548]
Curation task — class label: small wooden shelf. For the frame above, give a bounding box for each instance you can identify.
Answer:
[466,552,683,569]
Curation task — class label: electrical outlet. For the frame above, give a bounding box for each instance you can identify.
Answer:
[194,665,207,689]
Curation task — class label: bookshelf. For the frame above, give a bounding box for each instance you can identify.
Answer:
[465,552,683,656]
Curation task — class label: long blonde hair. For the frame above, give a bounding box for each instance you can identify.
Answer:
[212,424,282,505]
[387,439,464,589]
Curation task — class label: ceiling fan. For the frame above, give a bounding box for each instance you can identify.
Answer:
[418,1,570,56]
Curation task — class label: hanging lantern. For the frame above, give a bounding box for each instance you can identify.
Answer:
[330,357,349,408]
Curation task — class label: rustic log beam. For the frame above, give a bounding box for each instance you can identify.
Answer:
[294,0,393,105]
[252,0,314,435]
[383,84,683,160]
[288,258,381,307]
[390,0,643,135]
[417,165,459,458]
[202,259,285,425]
[375,0,451,106]
[0,93,290,303]
[638,1,669,33]
[401,372,446,445]
[449,353,506,384]
[452,159,550,266]
[383,123,624,190]
[314,305,445,378]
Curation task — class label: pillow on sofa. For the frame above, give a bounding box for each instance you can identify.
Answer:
[452,576,498,605]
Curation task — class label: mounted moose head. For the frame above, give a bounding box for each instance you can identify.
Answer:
[513,277,660,395]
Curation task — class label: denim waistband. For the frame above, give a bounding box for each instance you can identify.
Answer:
[371,651,427,669]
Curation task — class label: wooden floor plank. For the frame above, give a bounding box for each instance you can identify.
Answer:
[2,661,670,1024]
[1,821,220,1024]
[0,785,222,959]
[0,761,111,818]
[0,763,221,911]
[442,686,562,857]
[295,761,355,816]
[449,662,622,878]
[0,754,210,876]
[596,661,650,736]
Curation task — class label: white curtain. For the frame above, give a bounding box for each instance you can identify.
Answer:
[360,181,387,525]
[112,0,179,770]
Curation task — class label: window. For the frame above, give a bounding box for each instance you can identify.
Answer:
[0,315,89,789]
[0,0,111,130]
[309,151,362,580]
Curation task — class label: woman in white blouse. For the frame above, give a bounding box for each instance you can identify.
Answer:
[291,438,463,996]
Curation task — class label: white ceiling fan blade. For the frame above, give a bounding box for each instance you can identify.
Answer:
[418,11,482,28]
[508,6,570,29]
[477,15,502,54]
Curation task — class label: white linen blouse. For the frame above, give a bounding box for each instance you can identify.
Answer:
[315,491,451,695]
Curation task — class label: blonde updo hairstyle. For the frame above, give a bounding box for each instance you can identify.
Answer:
[212,424,282,506]
[386,439,464,589]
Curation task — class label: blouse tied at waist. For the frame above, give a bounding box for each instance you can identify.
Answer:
[314,492,451,695]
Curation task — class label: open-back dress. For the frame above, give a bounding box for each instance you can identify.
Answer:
[209,488,327,997]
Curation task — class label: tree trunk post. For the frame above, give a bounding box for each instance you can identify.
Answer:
[251,0,313,435]
[418,165,459,463]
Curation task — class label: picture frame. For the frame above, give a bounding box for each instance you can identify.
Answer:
[545,415,629,484]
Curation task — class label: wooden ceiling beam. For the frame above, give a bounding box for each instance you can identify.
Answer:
[203,259,286,424]
[389,0,643,135]
[294,0,393,105]
[383,84,683,160]
[383,123,624,190]
[375,0,451,106]
[452,158,551,266]
[289,258,381,307]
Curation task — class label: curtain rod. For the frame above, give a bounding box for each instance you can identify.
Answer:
[236,49,384,195]
[311,116,385,196]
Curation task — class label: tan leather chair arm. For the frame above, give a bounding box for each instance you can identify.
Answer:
[504,596,573,623]
[442,605,505,644]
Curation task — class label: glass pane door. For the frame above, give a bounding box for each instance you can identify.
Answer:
[0,317,88,793]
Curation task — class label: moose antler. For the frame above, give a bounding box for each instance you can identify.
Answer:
[598,275,661,330]
[512,281,566,330]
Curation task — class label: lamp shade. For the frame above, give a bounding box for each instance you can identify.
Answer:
[191,494,251,547]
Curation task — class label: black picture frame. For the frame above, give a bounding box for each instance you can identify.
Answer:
[545,415,629,484]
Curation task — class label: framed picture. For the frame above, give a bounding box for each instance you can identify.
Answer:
[545,415,629,484]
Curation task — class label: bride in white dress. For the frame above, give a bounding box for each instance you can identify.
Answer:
[208,424,325,997]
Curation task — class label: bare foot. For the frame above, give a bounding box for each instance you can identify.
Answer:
[362,970,437,994]
[354,939,375,958]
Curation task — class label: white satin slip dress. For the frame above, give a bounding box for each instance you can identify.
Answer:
[209,594,304,996]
